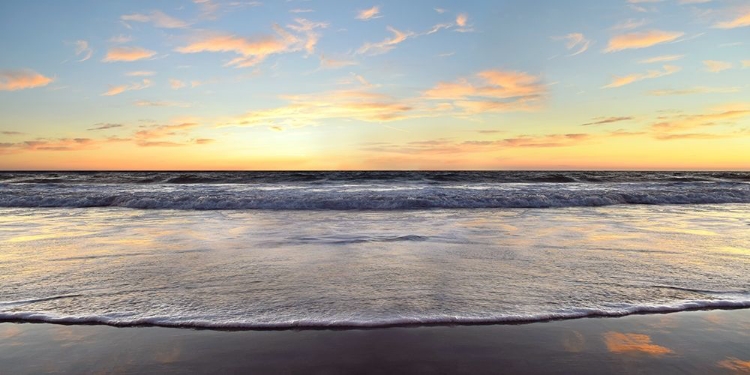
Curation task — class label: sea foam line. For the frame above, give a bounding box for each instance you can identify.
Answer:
[2,299,749,331]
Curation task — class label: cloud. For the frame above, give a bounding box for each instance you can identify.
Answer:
[611,18,647,31]
[134,100,192,108]
[639,54,684,63]
[102,46,157,62]
[603,65,681,88]
[582,116,634,126]
[176,19,325,67]
[605,30,684,52]
[88,123,123,131]
[134,122,200,146]
[6,137,130,152]
[456,13,468,27]
[356,6,380,20]
[744,60,750,68]
[556,33,591,56]
[703,60,733,73]
[1,131,24,135]
[423,69,547,114]
[220,89,415,128]
[0,69,54,91]
[121,11,189,28]
[290,9,313,14]
[713,10,750,29]
[109,34,133,44]
[679,0,711,3]
[126,71,156,76]
[652,106,750,132]
[102,79,153,96]
[357,26,413,55]
[194,138,215,144]
[649,86,740,96]
[318,54,357,69]
[170,79,187,89]
[73,40,93,62]
[435,8,447,14]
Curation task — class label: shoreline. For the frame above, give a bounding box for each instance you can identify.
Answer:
[2,309,749,374]
[2,305,750,332]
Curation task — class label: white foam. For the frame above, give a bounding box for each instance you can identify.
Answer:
[2,300,749,330]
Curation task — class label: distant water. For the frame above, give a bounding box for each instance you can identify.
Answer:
[1,171,750,210]
[0,172,749,329]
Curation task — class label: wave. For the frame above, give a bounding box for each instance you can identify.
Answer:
[2,171,750,185]
[1,300,748,330]
[0,294,83,307]
[1,182,749,210]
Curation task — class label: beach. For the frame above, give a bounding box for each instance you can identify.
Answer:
[2,309,749,374]
[1,171,749,373]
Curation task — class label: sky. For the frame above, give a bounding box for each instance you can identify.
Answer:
[0,0,749,170]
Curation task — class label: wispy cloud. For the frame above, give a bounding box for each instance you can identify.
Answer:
[604,65,680,88]
[356,6,381,20]
[555,33,591,56]
[102,79,153,96]
[703,60,732,73]
[170,79,187,89]
[582,116,634,126]
[649,86,740,96]
[176,19,325,67]
[652,106,750,132]
[126,71,156,77]
[220,89,415,128]
[357,26,413,55]
[108,35,133,44]
[134,100,192,108]
[73,40,93,62]
[0,69,54,91]
[713,10,750,29]
[121,11,189,29]
[318,54,357,69]
[639,54,684,63]
[611,18,647,31]
[604,30,684,52]
[88,123,123,131]
[424,69,547,114]
[102,46,157,62]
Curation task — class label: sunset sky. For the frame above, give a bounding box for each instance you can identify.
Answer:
[1,0,749,170]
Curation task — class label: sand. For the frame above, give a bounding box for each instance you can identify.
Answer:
[2,309,749,374]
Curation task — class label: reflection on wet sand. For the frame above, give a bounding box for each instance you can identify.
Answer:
[561,330,586,353]
[603,332,673,356]
[717,357,750,373]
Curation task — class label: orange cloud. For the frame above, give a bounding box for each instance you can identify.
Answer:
[221,90,415,128]
[102,46,157,62]
[652,107,750,132]
[456,13,468,27]
[604,65,680,88]
[0,69,53,91]
[2,137,130,153]
[714,10,750,29]
[639,54,684,64]
[102,79,153,96]
[703,60,733,73]
[605,30,684,52]
[356,6,380,20]
[176,20,325,67]
[649,86,740,96]
[424,69,546,114]
[603,332,673,355]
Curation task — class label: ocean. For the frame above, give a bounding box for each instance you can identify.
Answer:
[1,171,749,329]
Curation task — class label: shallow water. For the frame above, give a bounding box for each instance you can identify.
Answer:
[1,204,749,328]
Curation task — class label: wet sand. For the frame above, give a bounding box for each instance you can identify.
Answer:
[2,309,749,374]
